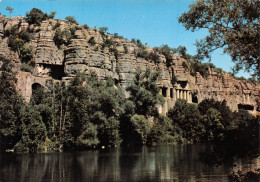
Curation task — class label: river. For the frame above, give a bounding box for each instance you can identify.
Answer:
[0,144,259,182]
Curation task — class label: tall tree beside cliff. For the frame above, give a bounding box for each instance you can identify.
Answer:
[126,69,164,117]
[178,0,260,79]
[0,55,24,150]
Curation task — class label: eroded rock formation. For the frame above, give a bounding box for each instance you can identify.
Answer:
[0,16,259,115]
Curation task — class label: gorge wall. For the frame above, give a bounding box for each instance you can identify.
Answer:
[0,16,259,115]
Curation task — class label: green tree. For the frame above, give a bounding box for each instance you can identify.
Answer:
[48,11,56,19]
[0,55,24,151]
[198,98,233,129]
[6,6,14,17]
[178,0,260,79]
[155,44,173,66]
[25,8,48,25]
[30,80,72,150]
[83,24,89,29]
[201,108,224,141]
[147,115,175,144]
[172,46,193,61]
[126,69,164,117]
[15,104,47,152]
[130,114,151,144]
[65,16,78,24]
[63,74,125,149]
[53,28,72,47]
[168,99,203,142]
[99,26,108,35]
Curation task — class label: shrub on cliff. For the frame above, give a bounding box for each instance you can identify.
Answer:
[136,47,149,60]
[65,16,78,24]
[148,51,160,63]
[53,28,72,47]
[83,24,89,29]
[155,44,173,66]
[102,38,113,48]
[99,26,108,35]
[19,45,34,64]
[7,25,32,52]
[25,8,57,25]
[25,8,48,25]
[6,25,34,68]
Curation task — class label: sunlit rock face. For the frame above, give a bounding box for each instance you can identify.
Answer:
[0,15,259,115]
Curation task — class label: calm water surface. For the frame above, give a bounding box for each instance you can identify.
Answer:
[0,144,259,182]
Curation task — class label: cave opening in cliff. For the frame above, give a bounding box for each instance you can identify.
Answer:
[49,64,65,80]
[170,88,173,98]
[114,79,119,85]
[162,87,167,97]
[31,83,45,105]
[41,64,65,80]
[192,94,198,103]
[178,81,187,89]
[238,104,254,111]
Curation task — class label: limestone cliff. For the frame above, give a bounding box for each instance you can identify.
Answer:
[0,16,259,115]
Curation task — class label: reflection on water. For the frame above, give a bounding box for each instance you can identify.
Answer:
[0,144,259,182]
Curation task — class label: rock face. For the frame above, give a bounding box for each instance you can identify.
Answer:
[0,16,259,115]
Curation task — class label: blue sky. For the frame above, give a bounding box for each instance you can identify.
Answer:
[0,0,250,78]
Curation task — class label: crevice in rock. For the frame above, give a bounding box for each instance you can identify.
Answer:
[238,104,254,111]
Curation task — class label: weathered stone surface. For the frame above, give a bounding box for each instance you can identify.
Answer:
[0,16,259,115]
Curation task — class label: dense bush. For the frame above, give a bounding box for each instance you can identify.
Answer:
[167,98,259,149]
[20,63,33,73]
[148,52,160,63]
[114,33,124,39]
[52,22,61,30]
[109,48,119,60]
[147,115,176,144]
[19,45,34,64]
[4,24,19,37]
[136,47,149,59]
[25,8,56,25]
[83,24,89,29]
[65,16,78,24]
[168,99,204,142]
[7,25,32,52]
[53,28,72,47]
[6,25,34,69]
[102,38,113,48]
[155,44,173,66]
[120,69,165,145]
[25,8,48,25]
[130,114,151,144]
[99,26,108,35]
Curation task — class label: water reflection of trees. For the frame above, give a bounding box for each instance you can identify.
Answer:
[2,144,258,182]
